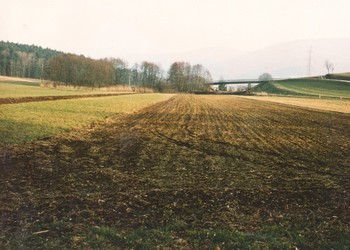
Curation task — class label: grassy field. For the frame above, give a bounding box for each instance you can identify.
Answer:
[0,94,174,145]
[326,72,350,81]
[254,78,350,98]
[1,95,349,249]
[0,79,130,98]
[241,95,350,113]
[333,72,350,78]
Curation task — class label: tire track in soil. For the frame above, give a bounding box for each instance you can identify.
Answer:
[0,94,350,245]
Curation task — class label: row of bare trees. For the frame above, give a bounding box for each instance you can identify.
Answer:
[44,54,212,92]
[168,62,212,92]
[0,41,212,92]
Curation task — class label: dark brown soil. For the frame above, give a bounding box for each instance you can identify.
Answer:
[0,95,349,248]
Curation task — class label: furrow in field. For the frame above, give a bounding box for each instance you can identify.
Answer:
[165,96,346,186]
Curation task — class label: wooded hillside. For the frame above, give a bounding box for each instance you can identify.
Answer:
[0,41,61,79]
[0,41,212,92]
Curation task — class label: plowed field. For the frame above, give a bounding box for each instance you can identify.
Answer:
[1,95,350,248]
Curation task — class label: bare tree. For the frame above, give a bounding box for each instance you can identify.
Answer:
[106,58,129,85]
[324,60,334,74]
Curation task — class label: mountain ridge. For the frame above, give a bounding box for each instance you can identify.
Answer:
[171,38,350,80]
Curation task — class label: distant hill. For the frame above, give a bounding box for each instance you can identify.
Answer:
[3,39,350,83]
[254,77,350,99]
[0,41,62,79]
[166,38,350,80]
[325,72,350,81]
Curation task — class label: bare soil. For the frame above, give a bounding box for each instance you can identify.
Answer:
[1,95,349,248]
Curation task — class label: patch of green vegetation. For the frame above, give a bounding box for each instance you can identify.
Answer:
[253,81,305,96]
[0,80,127,98]
[0,94,174,145]
[326,72,350,81]
[254,78,350,98]
[88,226,175,249]
[6,224,350,249]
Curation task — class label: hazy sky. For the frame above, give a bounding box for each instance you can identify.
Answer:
[1,0,350,61]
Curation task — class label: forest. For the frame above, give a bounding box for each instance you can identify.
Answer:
[0,41,212,92]
[0,41,61,79]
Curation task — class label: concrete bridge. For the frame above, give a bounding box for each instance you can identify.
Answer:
[209,77,289,85]
[210,79,268,85]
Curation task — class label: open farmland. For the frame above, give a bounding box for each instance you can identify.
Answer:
[0,79,112,98]
[0,94,174,145]
[241,95,350,114]
[326,72,350,81]
[0,77,134,101]
[1,95,349,249]
[254,78,350,98]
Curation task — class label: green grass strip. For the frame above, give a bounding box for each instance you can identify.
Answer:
[0,94,173,145]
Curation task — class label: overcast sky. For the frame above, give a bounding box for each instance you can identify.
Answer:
[1,0,350,64]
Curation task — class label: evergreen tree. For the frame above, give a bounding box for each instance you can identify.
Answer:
[0,41,61,78]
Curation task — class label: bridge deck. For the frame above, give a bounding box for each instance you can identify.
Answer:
[210,80,267,85]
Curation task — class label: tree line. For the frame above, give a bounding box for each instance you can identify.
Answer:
[0,41,212,92]
[44,54,212,92]
[0,41,61,78]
